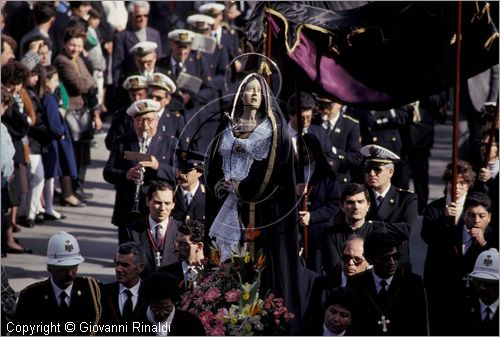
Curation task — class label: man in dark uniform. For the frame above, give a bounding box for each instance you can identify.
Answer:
[349,106,414,188]
[103,99,176,244]
[314,94,363,186]
[199,2,242,62]
[171,149,206,223]
[127,181,179,278]
[147,72,183,140]
[361,144,418,272]
[462,248,499,336]
[287,92,337,171]
[100,242,148,332]
[112,1,163,91]
[157,28,217,152]
[347,232,427,336]
[105,74,148,151]
[14,232,102,335]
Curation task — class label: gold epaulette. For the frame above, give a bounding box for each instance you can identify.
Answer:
[200,184,206,193]
[343,114,359,124]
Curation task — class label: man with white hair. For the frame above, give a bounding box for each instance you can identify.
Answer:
[112,1,163,91]
[462,248,499,335]
[14,232,102,332]
[103,99,177,244]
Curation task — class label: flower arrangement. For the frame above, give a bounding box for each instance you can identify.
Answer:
[180,243,295,336]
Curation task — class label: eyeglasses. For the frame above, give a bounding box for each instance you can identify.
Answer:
[134,117,156,125]
[364,166,384,174]
[341,254,365,266]
[379,252,401,263]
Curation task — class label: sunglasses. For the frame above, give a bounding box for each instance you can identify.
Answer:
[341,254,365,266]
[378,252,401,263]
[364,166,385,174]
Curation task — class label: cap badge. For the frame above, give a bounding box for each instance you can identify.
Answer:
[369,145,378,157]
[137,101,148,112]
[137,47,144,54]
[153,74,162,83]
[130,78,139,87]
[483,255,493,267]
[65,240,74,253]
[179,32,188,41]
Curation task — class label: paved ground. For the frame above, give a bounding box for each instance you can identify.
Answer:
[2,121,453,293]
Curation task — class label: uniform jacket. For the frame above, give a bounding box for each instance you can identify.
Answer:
[127,217,180,278]
[461,296,499,336]
[367,185,418,270]
[112,27,164,87]
[171,184,206,223]
[103,132,176,226]
[321,113,363,184]
[347,268,428,336]
[143,309,206,336]
[14,277,101,335]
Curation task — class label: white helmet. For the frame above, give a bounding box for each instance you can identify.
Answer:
[469,248,499,281]
[46,231,85,267]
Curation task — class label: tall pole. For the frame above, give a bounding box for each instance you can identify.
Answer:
[452,1,463,223]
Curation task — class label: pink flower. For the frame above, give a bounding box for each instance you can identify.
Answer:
[275,319,281,326]
[211,324,226,336]
[204,287,221,302]
[285,312,295,321]
[224,289,240,303]
[194,295,204,306]
[199,311,213,326]
[214,308,225,323]
[274,306,287,317]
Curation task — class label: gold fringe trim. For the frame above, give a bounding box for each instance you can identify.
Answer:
[347,28,367,47]
[86,276,102,336]
[484,32,499,50]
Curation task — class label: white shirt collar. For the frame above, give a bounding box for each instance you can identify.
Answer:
[149,216,169,236]
[182,181,199,197]
[50,277,73,304]
[371,269,394,293]
[479,298,499,320]
[374,184,392,200]
[287,122,298,138]
[323,324,346,336]
[323,113,340,130]
[119,281,141,297]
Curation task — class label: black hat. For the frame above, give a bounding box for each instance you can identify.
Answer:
[175,149,205,171]
[143,272,180,302]
[363,232,402,262]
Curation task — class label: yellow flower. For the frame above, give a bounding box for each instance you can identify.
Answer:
[244,255,251,263]
[243,292,250,300]
[231,316,238,325]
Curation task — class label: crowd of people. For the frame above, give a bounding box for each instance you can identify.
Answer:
[1,1,499,336]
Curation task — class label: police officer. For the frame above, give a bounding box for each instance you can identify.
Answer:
[361,144,418,272]
[105,74,148,151]
[147,72,183,140]
[171,149,206,223]
[315,94,363,186]
[14,232,102,335]
[103,99,176,244]
[157,28,217,153]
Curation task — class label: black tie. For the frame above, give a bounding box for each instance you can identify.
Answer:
[484,307,492,322]
[122,289,133,319]
[174,63,183,80]
[379,279,389,303]
[59,292,69,310]
[377,195,384,208]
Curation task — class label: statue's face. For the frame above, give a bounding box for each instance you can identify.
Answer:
[241,78,262,109]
